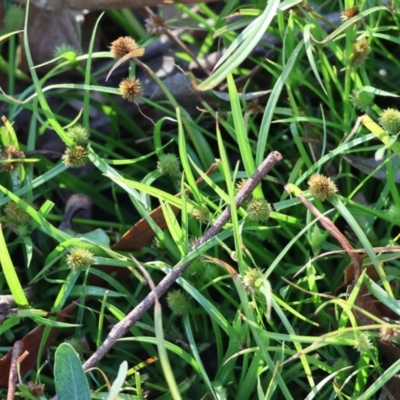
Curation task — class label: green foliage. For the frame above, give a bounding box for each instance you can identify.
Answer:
[54,343,91,400]
[1,1,400,399]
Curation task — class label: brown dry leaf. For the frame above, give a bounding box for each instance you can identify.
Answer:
[336,256,381,294]
[19,4,80,72]
[88,164,218,284]
[112,163,218,252]
[19,3,99,73]
[0,301,77,387]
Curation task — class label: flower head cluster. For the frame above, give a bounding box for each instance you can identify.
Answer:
[4,201,31,226]
[379,108,400,135]
[167,289,191,316]
[4,5,24,33]
[62,125,91,168]
[246,198,271,222]
[242,268,263,294]
[191,205,210,223]
[351,38,370,68]
[387,204,400,224]
[353,332,372,352]
[144,15,166,36]
[62,146,89,168]
[24,381,45,397]
[0,145,25,172]
[308,173,338,201]
[109,36,145,59]
[67,125,90,146]
[66,247,95,272]
[379,326,400,342]
[350,89,374,112]
[157,153,180,176]
[54,44,79,67]
[119,77,143,102]
[341,6,359,21]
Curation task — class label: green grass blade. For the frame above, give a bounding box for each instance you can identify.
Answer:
[0,224,29,306]
[197,0,280,91]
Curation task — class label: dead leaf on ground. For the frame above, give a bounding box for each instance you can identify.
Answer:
[19,3,99,73]
[112,162,218,252]
[0,301,78,387]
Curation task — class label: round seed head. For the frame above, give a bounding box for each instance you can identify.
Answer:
[4,201,31,225]
[353,332,372,352]
[242,268,263,294]
[109,36,145,58]
[341,6,359,21]
[25,381,45,397]
[308,173,338,201]
[191,205,210,223]
[144,15,166,35]
[379,108,400,135]
[351,38,370,68]
[246,198,271,222]
[67,125,90,146]
[0,145,25,172]
[379,326,400,342]
[157,153,180,176]
[119,77,143,102]
[167,290,191,316]
[62,146,89,168]
[66,247,95,272]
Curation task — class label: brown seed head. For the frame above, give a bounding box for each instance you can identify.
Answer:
[144,15,166,36]
[119,77,143,102]
[109,36,145,58]
[351,38,370,68]
[380,326,400,342]
[308,173,338,201]
[0,145,25,172]
[62,145,89,168]
[25,381,45,397]
[341,6,359,21]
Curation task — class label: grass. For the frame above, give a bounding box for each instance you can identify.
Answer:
[1,0,400,399]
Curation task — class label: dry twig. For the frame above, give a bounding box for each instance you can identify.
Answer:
[82,151,282,370]
[7,341,23,400]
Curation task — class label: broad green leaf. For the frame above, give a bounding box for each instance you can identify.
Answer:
[54,343,91,400]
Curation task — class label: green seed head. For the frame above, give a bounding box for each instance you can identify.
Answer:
[242,268,263,293]
[67,125,90,146]
[4,201,31,226]
[191,205,210,223]
[379,108,400,135]
[157,153,180,176]
[66,247,95,272]
[167,289,191,316]
[246,198,271,222]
